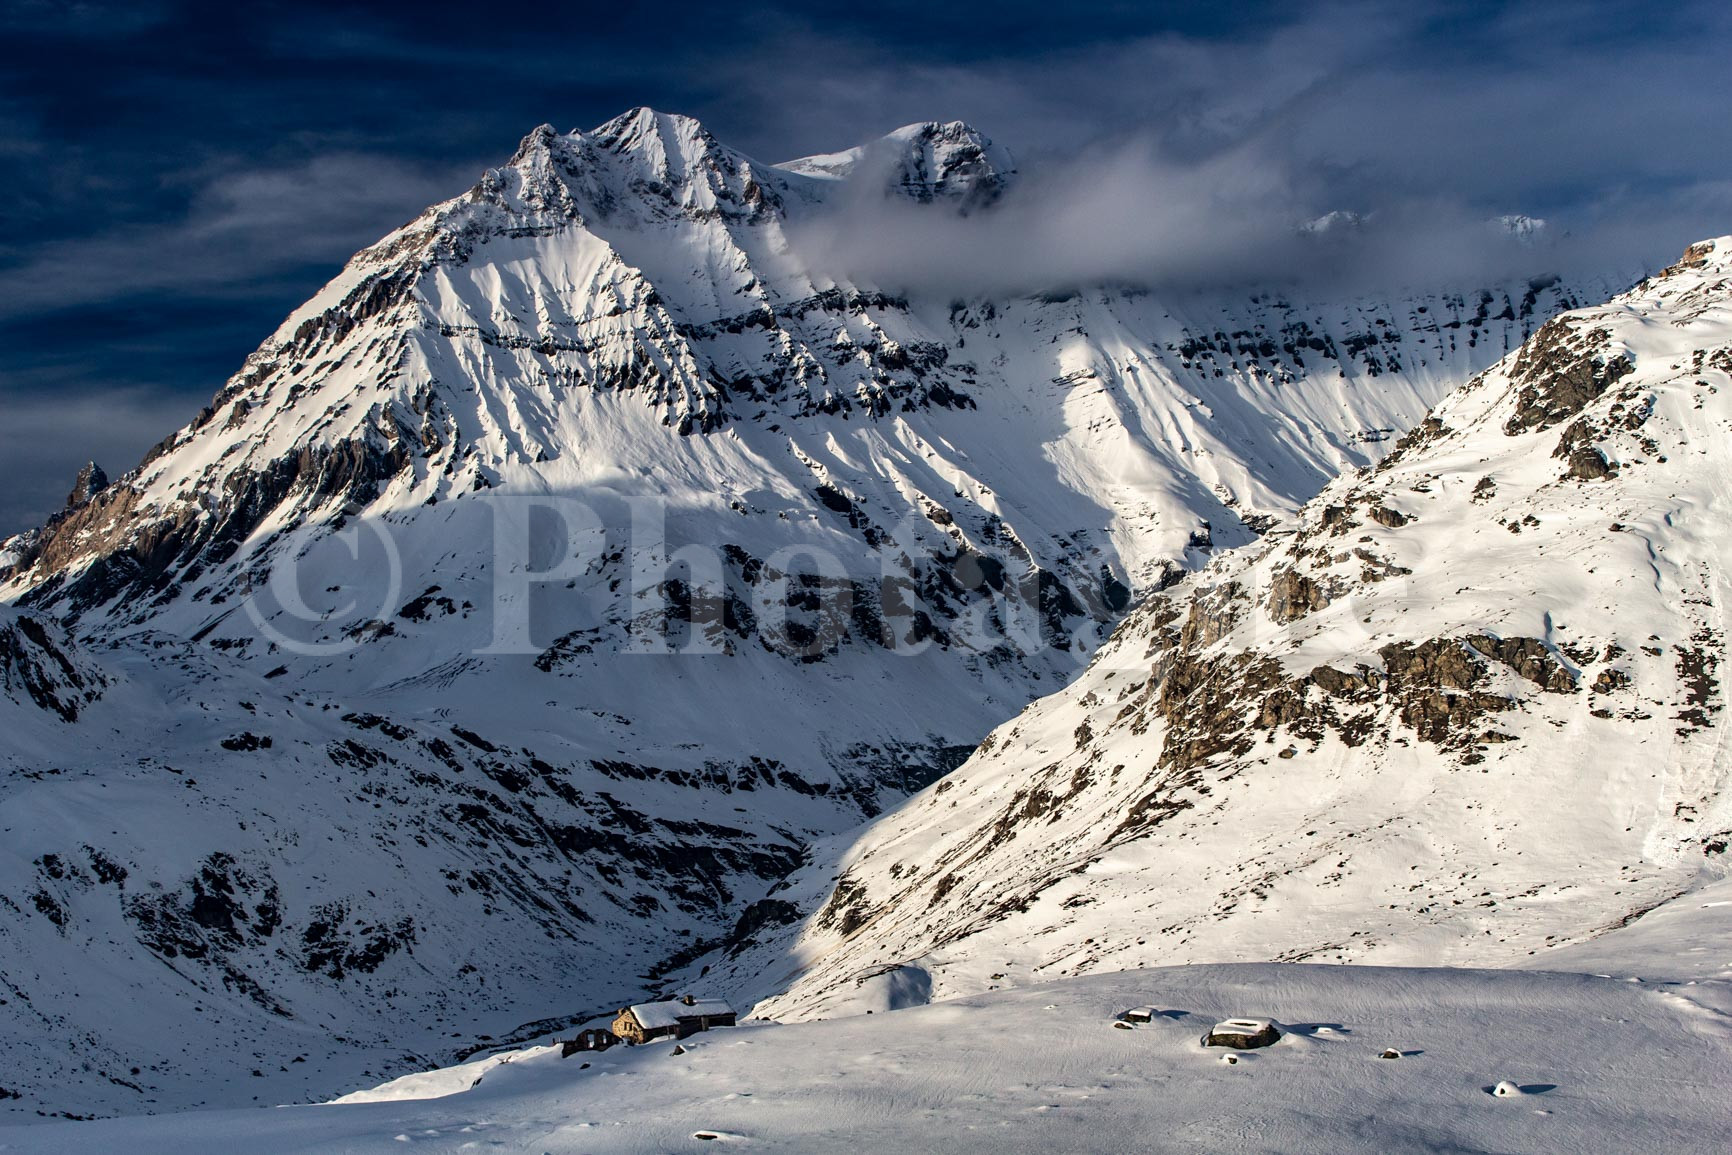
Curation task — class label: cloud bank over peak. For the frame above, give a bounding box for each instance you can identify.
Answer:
[754,2,1732,299]
[784,130,1680,302]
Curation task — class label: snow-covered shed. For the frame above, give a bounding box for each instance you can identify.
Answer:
[612,996,737,1044]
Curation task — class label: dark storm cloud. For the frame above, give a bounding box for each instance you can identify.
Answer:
[0,386,196,536]
[1,0,1729,535]
[0,153,465,319]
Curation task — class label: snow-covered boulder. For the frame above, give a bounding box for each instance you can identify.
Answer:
[1202,1018,1282,1049]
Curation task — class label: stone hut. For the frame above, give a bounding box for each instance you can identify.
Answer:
[611,995,737,1044]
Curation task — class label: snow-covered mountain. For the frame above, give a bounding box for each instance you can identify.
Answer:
[778,119,1016,206]
[1,108,1607,645]
[0,107,1625,1118]
[707,239,1732,1021]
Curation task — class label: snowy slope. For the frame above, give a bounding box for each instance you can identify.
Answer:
[709,239,1732,1021]
[3,954,1729,1153]
[0,608,906,1119]
[0,108,1624,1119]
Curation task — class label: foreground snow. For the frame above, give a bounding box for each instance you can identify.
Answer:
[2,947,1728,1153]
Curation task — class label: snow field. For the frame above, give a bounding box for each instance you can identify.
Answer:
[4,962,1727,1153]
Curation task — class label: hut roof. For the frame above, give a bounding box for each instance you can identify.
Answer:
[628,998,735,1031]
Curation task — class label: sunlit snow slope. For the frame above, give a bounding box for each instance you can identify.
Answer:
[713,239,1732,1020]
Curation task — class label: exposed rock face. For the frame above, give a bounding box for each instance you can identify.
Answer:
[1267,569,1328,623]
[1562,443,1616,481]
[1677,239,1720,269]
[23,436,412,618]
[698,238,1732,1024]
[0,608,103,721]
[880,121,1015,207]
[64,461,107,509]
[1502,318,1633,435]
[1377,636,1578,753]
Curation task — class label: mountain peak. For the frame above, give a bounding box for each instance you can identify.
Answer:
[777,119,1012,203]
[503,109,729,173]
[1494,213,1549,243]
[65,461,107,510]
[883,118,988,143]
[1299,209,1366,235]
[507,122,562,163]
[588,106,717,155]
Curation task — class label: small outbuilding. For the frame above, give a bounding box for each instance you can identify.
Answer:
[612,995,738,1044]
[561,1028,620,1057]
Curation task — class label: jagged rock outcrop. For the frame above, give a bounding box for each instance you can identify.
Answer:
[1266,569,1328,623]
[64,461,107,509]
[0,607,103,722]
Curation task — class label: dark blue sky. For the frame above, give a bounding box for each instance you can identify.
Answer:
[2,0,1730,535]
